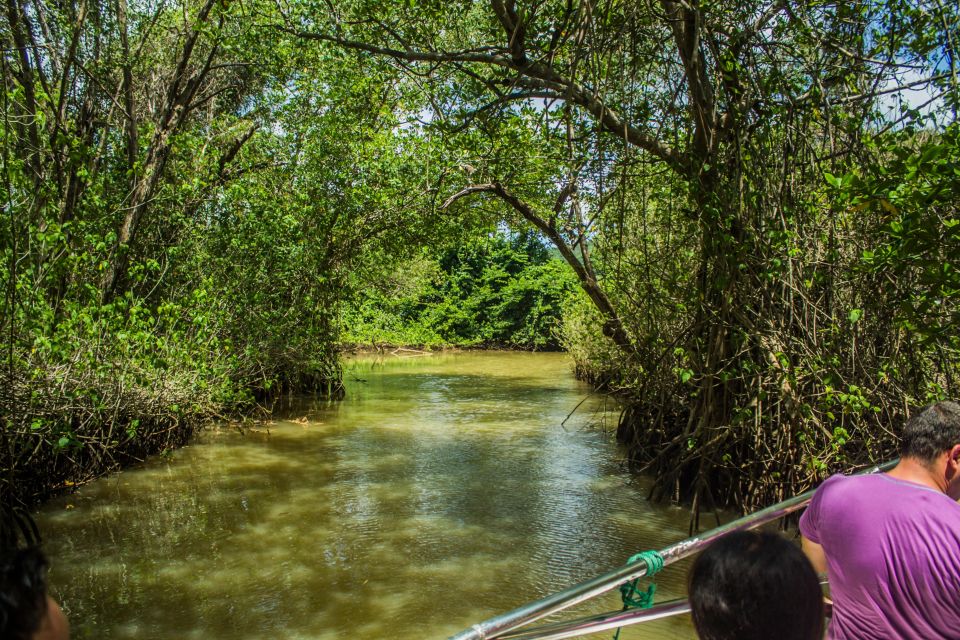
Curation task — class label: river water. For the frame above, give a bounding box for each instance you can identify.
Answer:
[35,351,698,639]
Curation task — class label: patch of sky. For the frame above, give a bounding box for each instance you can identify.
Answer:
[878,64,951,128]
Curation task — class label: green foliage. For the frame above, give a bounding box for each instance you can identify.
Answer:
[558,294,623,386]
[830,125,960,352]
[0,0,439,508]
[342,230,578,350]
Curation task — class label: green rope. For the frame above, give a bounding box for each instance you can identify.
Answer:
[612,550,664,640]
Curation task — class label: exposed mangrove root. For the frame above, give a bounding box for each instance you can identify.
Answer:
[611,353,909,518]
[2,363,207,514]
[1,355,344,518]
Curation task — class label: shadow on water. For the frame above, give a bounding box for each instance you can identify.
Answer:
[35,351,697,639]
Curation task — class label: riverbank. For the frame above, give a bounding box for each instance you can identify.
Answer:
[1,345,344,517]
[337,341,566,355]
[3,343,559,520]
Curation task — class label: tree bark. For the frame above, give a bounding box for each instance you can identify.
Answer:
[100,0,219,302]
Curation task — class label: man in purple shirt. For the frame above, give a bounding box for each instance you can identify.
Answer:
[800,401,960,639]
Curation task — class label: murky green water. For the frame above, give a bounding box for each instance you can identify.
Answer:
[35,352,697,639]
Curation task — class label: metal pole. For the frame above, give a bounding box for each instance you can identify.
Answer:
[499,599,691,640]
[498,576,831,640]
[448,459,896,640]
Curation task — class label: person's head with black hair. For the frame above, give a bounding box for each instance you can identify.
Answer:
[1,547,49,640]
[0,505,69,640]
[0,546,68,640]
[688,530,823,640]
[901,401,960,463]
[897,400,960,500]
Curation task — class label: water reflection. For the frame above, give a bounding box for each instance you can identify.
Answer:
[35,352,696,639]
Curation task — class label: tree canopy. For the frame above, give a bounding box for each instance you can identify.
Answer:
[284,0,960,511]
[2,0,959,515]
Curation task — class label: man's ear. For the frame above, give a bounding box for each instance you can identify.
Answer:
[947,444,960,475]
[946,445,960,501]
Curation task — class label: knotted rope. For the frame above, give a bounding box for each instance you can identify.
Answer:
[612,550,664,640]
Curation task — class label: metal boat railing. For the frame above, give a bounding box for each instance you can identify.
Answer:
[498,598,691,640]
[449,459,897,640]
[498,582,835,640]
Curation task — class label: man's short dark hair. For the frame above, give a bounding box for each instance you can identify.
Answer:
[688,531,823,640]
[901,401,960,463]
[0,547,49,640]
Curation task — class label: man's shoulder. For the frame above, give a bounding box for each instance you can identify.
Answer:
[817,471,937,493]
[812,473,915,511]
[821,472,960,519]
[816,472,876,493]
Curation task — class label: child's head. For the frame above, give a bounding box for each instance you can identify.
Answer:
[688,530,823,640]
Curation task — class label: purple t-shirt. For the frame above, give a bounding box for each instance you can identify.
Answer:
[800,473,960,639]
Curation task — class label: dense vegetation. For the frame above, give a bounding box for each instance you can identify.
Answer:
[2,0,958,519]
[288,0,960,515]
[343,230,578,349]
[0,0,438,512]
